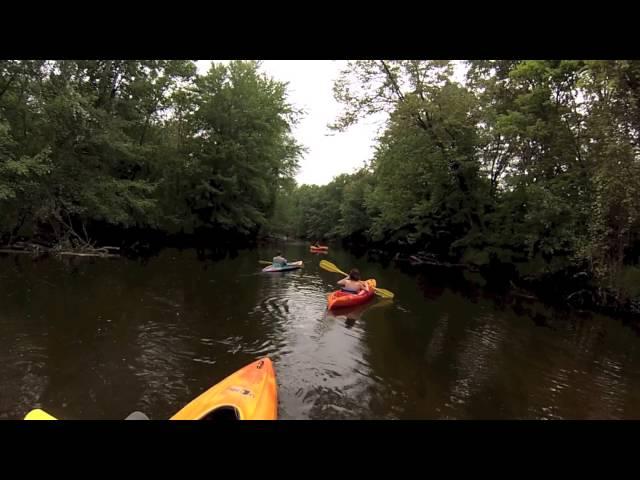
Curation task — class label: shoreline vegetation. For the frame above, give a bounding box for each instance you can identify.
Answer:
[1,60,639,318]
[275,61,640,320]
[0,241,120,257]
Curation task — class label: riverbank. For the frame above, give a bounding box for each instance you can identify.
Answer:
[4,231,638,321]
[0,241,120,258]
[344,241,640,321]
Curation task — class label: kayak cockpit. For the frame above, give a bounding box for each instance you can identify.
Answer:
[124,407,241,420]
[202,406,241,420]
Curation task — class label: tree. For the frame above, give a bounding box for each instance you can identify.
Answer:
[0,60,302,247]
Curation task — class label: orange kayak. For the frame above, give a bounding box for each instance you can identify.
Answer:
[24,358,278,420]
[327,279,376,310]
[171,358,278,420]
[310,245,329,252]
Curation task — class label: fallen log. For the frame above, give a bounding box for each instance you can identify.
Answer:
[0,248,38,255]
[0,242,119,258]
[408,255,480,272]
[57,251,119,258]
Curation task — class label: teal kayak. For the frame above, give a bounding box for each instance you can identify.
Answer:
[262,261,303,272]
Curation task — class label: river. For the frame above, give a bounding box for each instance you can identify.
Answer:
[1,242,640,419]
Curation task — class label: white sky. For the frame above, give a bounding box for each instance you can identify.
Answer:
[196,60,384,186]
[196,60,465,186]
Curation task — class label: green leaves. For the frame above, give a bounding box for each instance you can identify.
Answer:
[0,60,301,244]
[175,61,301,234]
[280,59,640,301]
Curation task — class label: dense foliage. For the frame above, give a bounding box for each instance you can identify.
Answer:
[0,60,301,248]
[2,59,639,305]
[285,60,640,300]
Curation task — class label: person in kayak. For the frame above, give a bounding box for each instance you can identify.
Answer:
[272,252,288,267]
[337,268,369,293]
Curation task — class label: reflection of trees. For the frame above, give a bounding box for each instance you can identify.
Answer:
[4,243,640,420]
[325,302,374,329]
[362,288,511,418]
[521,317,633,420]
[0,328,49,420]
[133,316,192,418]
[358,281,640,420]
[129,248,276,418]
[446,318,506,418]
[587,355,627,419]
[0,256,53,418]
[0,248,285,419]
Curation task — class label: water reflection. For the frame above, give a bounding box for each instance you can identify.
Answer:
[1,245,640,419]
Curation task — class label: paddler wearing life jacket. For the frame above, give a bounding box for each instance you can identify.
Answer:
[337,268,369,293]
[272,252,288,267]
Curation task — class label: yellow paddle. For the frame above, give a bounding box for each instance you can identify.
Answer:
[319,260,395,299]
[259,261,273,265]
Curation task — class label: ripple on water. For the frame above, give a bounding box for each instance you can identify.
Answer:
[447,317,505,410]
[585,356,627,419]
[0,330,49,419]
[6,248,640,420]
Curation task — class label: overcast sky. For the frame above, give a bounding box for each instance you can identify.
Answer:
[196,60,386,186]
[196,61,464,186]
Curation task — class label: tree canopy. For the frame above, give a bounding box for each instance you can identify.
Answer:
[0,60,301,247]
[282,60,640,298]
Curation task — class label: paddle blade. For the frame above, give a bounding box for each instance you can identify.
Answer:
[25,409,57,420]
[319,260,347,276]
[374,288,395,299]
[259,260,273,265]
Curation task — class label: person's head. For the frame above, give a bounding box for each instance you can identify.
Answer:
[348,268,361,281]
[276,251,282,256]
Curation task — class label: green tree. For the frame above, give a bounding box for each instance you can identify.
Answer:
[0,60,302,247]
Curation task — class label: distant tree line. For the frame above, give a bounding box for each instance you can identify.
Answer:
[2,59,638,310]
[0,60,301,251]
[276,61,640,309]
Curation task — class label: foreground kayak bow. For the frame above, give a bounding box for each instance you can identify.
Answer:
[25,357,278,420]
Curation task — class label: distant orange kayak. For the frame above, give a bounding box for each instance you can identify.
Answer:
[310,245,329,252]
[327,279,376,310]
[171,358,278,420]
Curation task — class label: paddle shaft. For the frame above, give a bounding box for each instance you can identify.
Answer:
[319,260,394,299]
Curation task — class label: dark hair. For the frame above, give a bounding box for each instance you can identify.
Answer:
[276,251,282,256]
[349,268,361,281]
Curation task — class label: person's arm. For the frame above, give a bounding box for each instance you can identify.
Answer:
[337,276,349,286]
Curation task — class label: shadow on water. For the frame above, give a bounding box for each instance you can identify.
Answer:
[1,243,640,419]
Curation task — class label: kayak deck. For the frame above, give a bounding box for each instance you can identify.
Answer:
[171,357,278,420]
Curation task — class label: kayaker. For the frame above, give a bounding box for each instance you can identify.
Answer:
[337,268,369,293]
[272,252,288,267]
